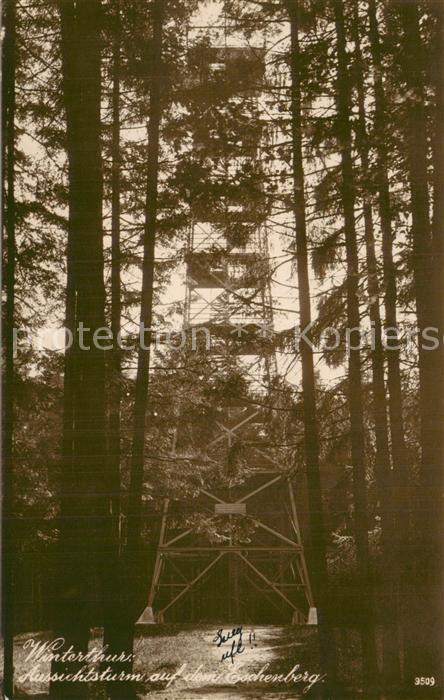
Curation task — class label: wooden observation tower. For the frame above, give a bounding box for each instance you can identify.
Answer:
[139,32,316,626]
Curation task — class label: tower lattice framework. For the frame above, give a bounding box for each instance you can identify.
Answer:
[140,35,315,625]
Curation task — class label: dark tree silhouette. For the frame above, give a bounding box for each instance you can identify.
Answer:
[284,0,337,691]
[395,0,443,684]
[126,0,164,567]
[2,0,17,696]
[351,3,400,683]
[51,1,117,697]
[332,0,378,685]
[102,2,165,696]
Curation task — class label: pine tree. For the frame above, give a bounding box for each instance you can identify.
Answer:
[109,0,122,547]
[394,0,443,683]
[284,0,337,690]
[2,1,17,695]
[351,3,400,683]
[100,3,135,696]
[126,0,164,587]
[367,0,409,457]
[332,0,377,684]
[101,3,166,694]
[51,2,114,696]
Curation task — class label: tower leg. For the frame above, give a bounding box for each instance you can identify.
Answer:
[137,499,169,625]
[287,480,315,608]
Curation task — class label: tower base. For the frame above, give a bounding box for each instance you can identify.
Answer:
[136,606,156,625]
[307,607,318,625]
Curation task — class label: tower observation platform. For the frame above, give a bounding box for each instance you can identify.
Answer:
[138,39,316,625]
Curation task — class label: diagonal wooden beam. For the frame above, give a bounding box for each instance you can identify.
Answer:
[271,557,292,584]
[192,219,226,252]
[242,572,284,617]
[207,410,260,449]
[163,526,195,547]
[200,488,225,504]
[215,410,260,437]
[252,445,287,471]
[246,514,301,548]
[164,555,189,583]
[159,552,225,615]
[162,498,220,547]
[188,288,227,324]
[236,552,304,616]
[235,474,283,504]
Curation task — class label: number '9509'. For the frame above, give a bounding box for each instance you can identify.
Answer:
[414,677,436,686]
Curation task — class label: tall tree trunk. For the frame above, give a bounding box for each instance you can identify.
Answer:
[51,2,114,697]
[395,1,443,685]
[103,3,164,696]
[109,0,122,538]
[431,2,444,321]
[332,0,378,687]
[430,0,444,463]
[126,0,164,592]
[431,0,444,316]
[101,5,134,697]
[351,5,400,685]
[367,0,409,493]
[430,26,444,679]
[51,5,85,696]
[2,0,17,695]
[285,1,337,692]
[367,0,411,681]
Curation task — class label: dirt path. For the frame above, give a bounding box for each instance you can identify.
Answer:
[8,625,322,699]
[5,625,425,698]
[133,625,322,698]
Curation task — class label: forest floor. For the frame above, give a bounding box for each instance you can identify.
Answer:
[6,625,326,698]
[3,624,421,699]
[4,624,322,700]
[133,624,322,698]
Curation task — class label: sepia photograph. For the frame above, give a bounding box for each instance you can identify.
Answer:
[1,0,443,698]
